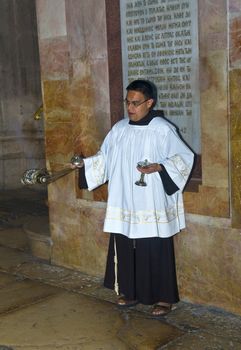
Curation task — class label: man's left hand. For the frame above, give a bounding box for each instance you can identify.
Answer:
[137,163,162,174]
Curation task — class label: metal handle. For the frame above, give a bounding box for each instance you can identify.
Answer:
[21,155,83,185]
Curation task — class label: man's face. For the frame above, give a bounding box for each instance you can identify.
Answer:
[125,90,153,122]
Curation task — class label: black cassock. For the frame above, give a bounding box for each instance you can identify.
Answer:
[79,111,180,305]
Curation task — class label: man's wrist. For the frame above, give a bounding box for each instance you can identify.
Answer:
[157,164,162,172]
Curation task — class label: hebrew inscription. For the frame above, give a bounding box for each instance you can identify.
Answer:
[120,0,201,153]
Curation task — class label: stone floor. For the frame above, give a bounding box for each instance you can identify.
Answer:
[0,188,241,350]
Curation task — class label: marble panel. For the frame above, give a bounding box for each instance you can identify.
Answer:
[70,78,105,157]
[65,0,86,59]
[50,201,108,276]
[229,15,241,67]
[47,173,77,205]
[199,50,228,99]
[175,220,241,315]
[197,0,227,54]
[229,69,241,141]
[69,63,94,109]
[229,0,241,13]
[90,60,111,134]
[69,69,110,163]
[231,140,241,227]
[70,80,109,202]
[35,0,67,40]
[45,121,73,166]
[66,0,107,60]
[39,37,69,80]
[75,167,107,202]
[92,185,108,203]
[78,188,94,202]
[83,0,108,61]
[70,59,111,135]
[229,70,241,227]
[186,2,230,218]
[184,186,229,218]
[50,223,83,270]
[199,52,229,190]
[73,119,102,158]
[199,0,227,33]
[71,58,91,81]
[42,80,71,122]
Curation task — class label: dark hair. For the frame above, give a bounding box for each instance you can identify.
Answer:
[126,79,157,107]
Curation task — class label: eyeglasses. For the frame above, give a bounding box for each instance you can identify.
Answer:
[124,99,149,108]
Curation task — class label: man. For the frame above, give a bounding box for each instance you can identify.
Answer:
[76,80,194,316]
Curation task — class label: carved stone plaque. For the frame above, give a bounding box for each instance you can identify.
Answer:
[120,0,201,153]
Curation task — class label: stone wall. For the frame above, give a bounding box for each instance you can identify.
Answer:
[0,0,45,189]
[35,0,112,273]
[36,0,241,315]
[174,0,241,316]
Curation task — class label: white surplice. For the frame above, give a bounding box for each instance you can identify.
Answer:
[84,117,194,239]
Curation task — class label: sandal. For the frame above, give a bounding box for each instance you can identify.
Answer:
[151,303,172,317]
[117,296,139,308]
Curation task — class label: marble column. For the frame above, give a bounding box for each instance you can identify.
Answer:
[35,0,112,274]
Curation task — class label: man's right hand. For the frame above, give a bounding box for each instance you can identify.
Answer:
[70,155,84,168]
